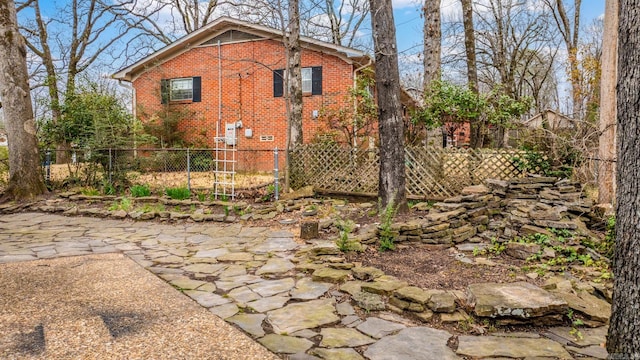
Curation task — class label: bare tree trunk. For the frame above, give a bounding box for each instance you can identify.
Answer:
[28,0,69,163]
[461,0,482,148]
[422,0,441,92]
[284,0,303,191]
[607,0,640,353]
[0,0,47,200]
[546,0,582,119]
[369,0,408,213]
[597,0,617,205]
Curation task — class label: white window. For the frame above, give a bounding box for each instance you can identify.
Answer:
[170,78,193,101]
[302,68,313,93]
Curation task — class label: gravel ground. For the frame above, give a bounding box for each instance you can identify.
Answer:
[0,253,278,360]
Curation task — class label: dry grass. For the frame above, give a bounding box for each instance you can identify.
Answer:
[129,171,273,190]
[48,164,273,191]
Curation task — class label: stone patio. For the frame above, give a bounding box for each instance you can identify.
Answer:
[0,212,609,359]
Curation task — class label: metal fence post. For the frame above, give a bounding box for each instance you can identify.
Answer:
[108,148,112,184]
[187,148,191,192]
[274,147,279,201]
[45,150,51,183]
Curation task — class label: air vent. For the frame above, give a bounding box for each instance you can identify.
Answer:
[260,135,275,142]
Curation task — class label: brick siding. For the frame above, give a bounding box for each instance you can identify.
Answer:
[133,39,354,156]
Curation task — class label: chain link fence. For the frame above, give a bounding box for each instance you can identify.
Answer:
[43,148,284,192]
[0,147,8,192]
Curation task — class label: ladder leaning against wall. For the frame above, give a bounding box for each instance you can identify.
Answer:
[212,122,239,199]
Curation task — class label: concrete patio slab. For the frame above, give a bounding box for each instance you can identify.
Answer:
[0,253,277,360]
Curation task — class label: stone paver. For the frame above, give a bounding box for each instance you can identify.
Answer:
[313,348,365,360]
[247,295,290,313]
[228,286,261,304]
[267,299,340,334]
[227,313,267,337]
[249,278,295,297]
[364,327,459,360]
[291,277,333,300]
[183,290,230,308]
[0,212,611,359]
[467,281,568,318]
[255,257,295,275]
[258,334,314,354]
[319,328,376,348]
[209,303,239,319]
[356,317,406,339]
[456,335,573,358]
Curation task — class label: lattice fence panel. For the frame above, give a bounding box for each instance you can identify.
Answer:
[290,145,540,199]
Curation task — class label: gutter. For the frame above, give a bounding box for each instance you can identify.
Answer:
[116,79,137,156]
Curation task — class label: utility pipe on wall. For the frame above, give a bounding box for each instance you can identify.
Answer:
[352,58,373,149]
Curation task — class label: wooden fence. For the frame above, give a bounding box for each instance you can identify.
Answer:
[290,144,537,199]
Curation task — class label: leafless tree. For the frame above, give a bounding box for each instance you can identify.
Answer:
[460,0,482,147]
[597,0,617,205]
[543,0,581,119]
[301,0,370,48]
[370,0,407,212]
[285,0,303,191]
[473,0,558,146]
[608,0,640,353]
[0,0,47,200]
[18,0,165,161]
[423,0,441,91]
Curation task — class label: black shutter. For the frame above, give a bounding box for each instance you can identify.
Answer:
[273,69,284,97]
[192,76,201,102]
[311,66,322,95]
[160,79,169,104]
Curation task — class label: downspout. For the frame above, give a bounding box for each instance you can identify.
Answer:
[353,57,373,149]
[217,40,222,140]
[117,79,137,157]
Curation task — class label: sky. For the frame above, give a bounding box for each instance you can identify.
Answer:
[19,0,607,92]
[30,0,607,63]
[391,0,606,57]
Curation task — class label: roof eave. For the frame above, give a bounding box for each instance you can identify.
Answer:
[111,17,371,81]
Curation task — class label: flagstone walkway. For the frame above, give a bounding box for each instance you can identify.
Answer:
[0,213,608,359]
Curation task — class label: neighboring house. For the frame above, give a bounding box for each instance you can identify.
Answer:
[444,122,470,148]
[523,109,574,130]
[112,17,373,170]
[507,109,574,147]
[402,87,439,148]
[403,87,469,148]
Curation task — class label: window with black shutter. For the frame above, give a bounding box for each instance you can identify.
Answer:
[160,77,201,103]
[311,66,322,95]
[161,79,169,104]
[273,67,322,97]
[273,69,284,97]
[192,77,201,102]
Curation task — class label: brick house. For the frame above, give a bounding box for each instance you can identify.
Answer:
[112,17,374,170]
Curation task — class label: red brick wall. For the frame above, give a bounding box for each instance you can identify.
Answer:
[133,39,354,158]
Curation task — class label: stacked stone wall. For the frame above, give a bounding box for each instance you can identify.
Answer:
[387,175,596,246]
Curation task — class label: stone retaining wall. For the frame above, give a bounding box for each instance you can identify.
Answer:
[384,175,596,246]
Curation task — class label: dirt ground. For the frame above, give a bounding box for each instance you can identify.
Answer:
[348,245,543,291]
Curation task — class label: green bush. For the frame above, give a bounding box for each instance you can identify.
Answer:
[81,187,100,196]
[166,187,191,200]
[601,215,615,260]
[108,197,133,212]
[190,151,213,172]
[0,147,9,188]
[378,203,398,251]
[335,220,361,252]
[130,184,151,197]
